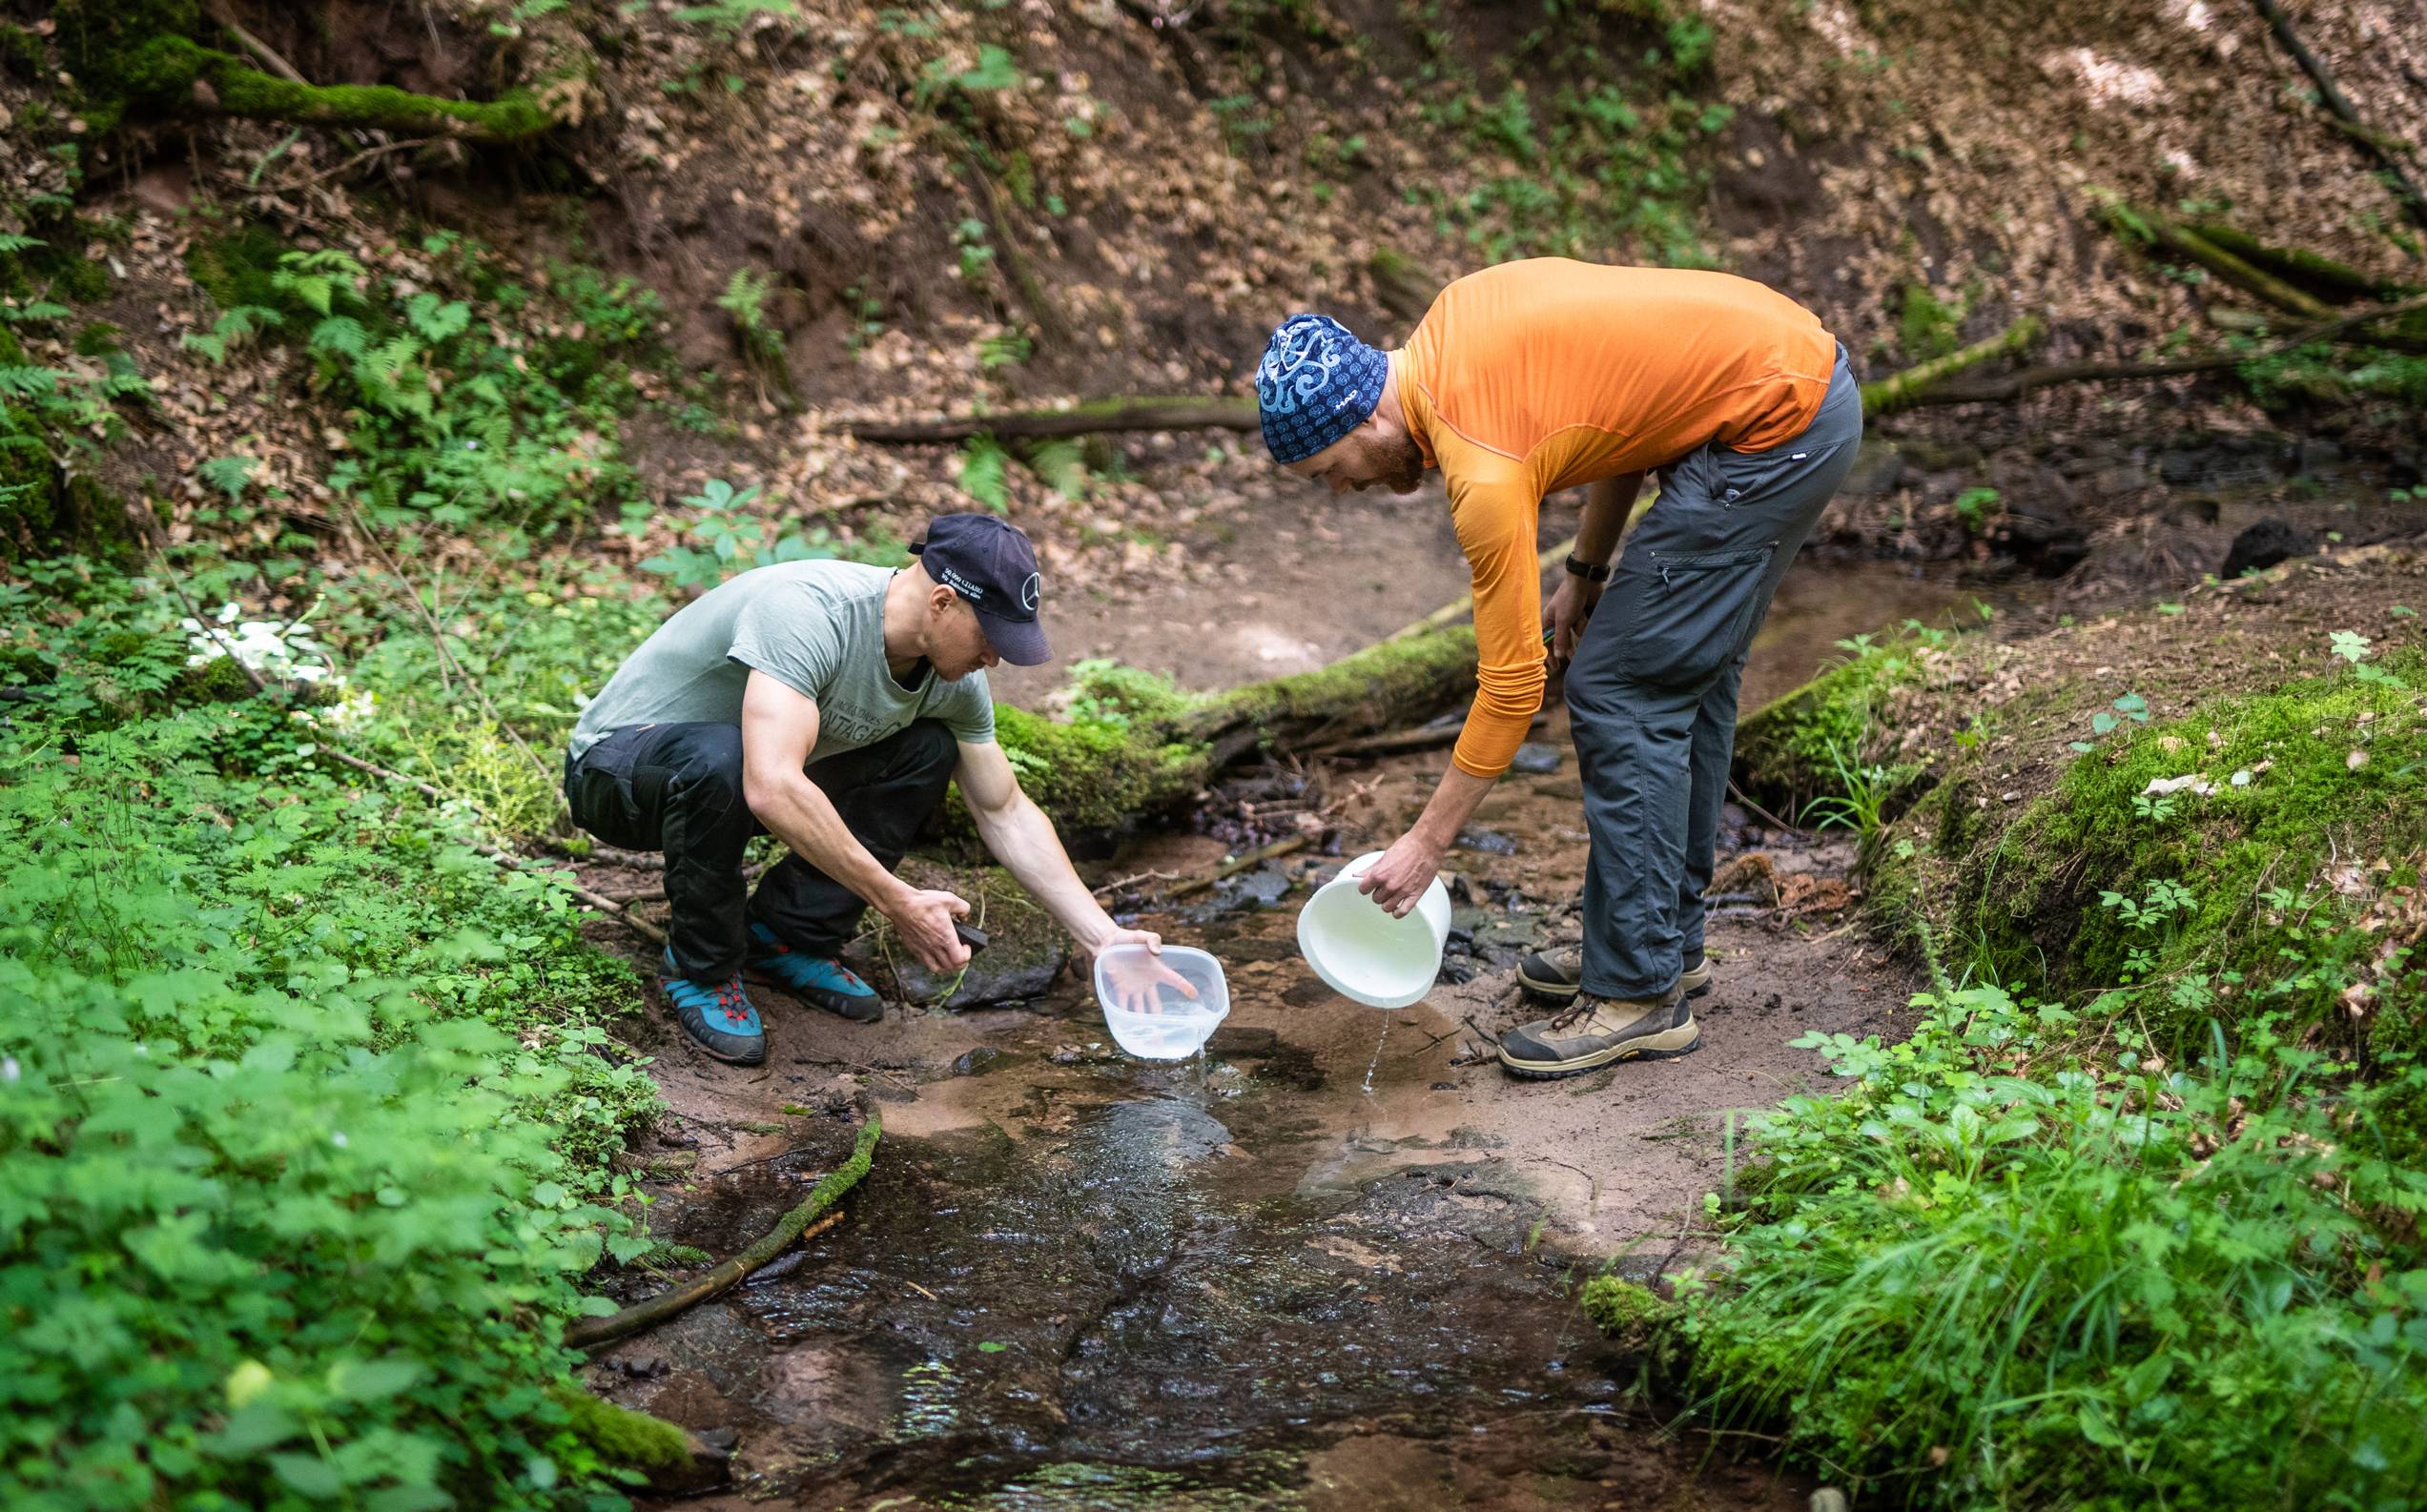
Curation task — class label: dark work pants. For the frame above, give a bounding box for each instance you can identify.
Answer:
[564,719,958,982]
[1564,347,1864,1001]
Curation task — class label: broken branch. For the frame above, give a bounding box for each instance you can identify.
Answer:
[566,1114,880,1349]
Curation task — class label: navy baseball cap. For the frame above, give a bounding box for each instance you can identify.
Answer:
[911,514,1051,665]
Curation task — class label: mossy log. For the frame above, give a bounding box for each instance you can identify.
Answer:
[59,0,566,142]
[1887,294,2427,409]
[124,36,556,140]
[2181,222,2409,306]
[1858,316,2046,418]
[2104,205,2339,321]
[994,623,1481,834]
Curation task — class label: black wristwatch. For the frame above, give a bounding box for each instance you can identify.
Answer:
[1564,554,1612,583]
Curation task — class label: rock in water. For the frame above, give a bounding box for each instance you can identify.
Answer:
[2219,517,2315,581]
[1509,742,1563,774]
[1454,826,1519,855]
[883,861,1070,1010]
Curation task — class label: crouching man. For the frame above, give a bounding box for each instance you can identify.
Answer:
[565,512,1175,1065]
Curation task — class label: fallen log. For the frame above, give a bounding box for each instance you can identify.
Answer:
[1887,294,2427,409]
[2149,218,2336,321]
[2248,0,2427,234]
[1858,317,2046,418]
[2181,221,2407,306]
[566,1114,880,1349]
[845,398,1257,444]
[847,322,2046,444]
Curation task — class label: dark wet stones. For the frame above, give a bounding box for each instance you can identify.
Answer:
[1509,742,1563,775]
[891,927,1067,1011]
[1454,826,1518,855]
[951,1046,1010,1077]
[2220,517,2314,581]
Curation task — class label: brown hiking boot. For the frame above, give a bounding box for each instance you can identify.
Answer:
[1496,987,1698,1079]
[1516,945,1712,1003]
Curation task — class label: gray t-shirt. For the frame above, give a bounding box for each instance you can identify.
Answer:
[567,561,996,763]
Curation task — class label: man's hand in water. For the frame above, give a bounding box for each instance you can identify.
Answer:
[1359,829,1446,917]
[1095,929,1199,1013]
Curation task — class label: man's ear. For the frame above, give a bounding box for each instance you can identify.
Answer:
[930,583,958,614]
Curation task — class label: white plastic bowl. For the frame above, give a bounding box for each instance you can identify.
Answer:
[1294,850,1451,1010]
[1093,943,1230,1060]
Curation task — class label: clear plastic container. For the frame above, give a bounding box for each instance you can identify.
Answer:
[1093,943,1230,1060]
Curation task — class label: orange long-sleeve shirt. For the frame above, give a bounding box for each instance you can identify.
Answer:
[1396,259,1836,778]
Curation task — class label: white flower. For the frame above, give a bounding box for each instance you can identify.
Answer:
[1,1056,18,1083]
[331,1131,349,1148]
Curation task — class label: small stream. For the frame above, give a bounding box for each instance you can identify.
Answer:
[612,1009,1804,1510]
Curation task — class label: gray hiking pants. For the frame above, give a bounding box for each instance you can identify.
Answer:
[1565,345,1863,1001]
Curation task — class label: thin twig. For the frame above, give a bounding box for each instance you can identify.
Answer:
[290,136,439,188]
[1163,834,1309,900]
[1090,868,1181,899]
[1725,779,1807,838]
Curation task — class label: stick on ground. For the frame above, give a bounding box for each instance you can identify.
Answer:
[566,1114,881,1350]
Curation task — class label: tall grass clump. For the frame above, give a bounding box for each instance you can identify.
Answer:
[1592,982,2427,1507]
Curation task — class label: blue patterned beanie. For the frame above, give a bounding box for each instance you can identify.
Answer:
[1255,313,1387,464]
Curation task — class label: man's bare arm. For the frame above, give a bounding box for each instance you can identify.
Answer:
[954,739,1122,956]
[738,670,971,972]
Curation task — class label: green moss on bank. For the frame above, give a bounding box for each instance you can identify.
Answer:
[56,0,553,141]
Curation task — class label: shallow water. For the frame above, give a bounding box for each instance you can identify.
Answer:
[617,986,1808,1509]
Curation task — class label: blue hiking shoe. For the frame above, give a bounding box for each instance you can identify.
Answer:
[747,922,883,1023]
[658,950,766,1065]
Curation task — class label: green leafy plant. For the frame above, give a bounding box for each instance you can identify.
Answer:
[0,561,665,1511]
[634,479,899,591]
[1798,735,1899,850]
[1951,485,2003,536]
[2069,689,2151,752]
[957,436,1012,513]
[952,217,996,285]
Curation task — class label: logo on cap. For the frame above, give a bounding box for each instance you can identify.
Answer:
[1020,572,1041,613]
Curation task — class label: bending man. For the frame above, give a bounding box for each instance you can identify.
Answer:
[565,513,1174,1066]
[1256,258,1862,1079]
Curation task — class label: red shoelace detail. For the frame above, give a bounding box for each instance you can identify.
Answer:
[714,981,751,1026]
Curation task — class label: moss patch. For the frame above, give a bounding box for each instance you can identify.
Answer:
[549,1387,691,1472]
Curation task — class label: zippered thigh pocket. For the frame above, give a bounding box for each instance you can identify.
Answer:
[1605,543,1776,688]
